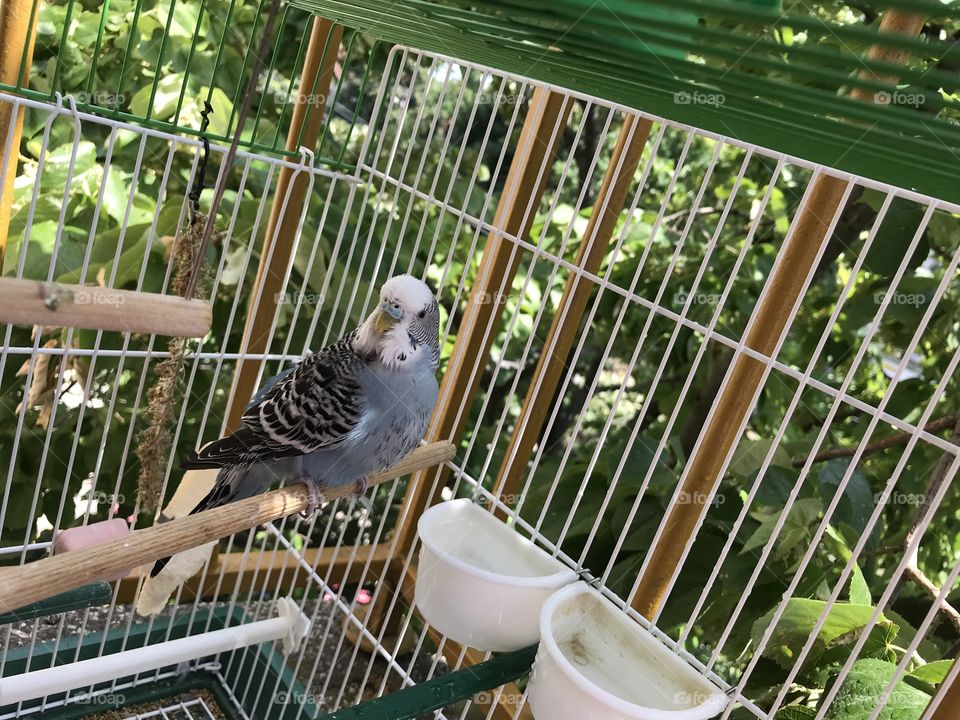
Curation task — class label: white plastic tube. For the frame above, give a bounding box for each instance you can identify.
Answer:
[0,598,310,705]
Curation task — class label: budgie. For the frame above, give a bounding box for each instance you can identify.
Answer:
[150,274,441,577]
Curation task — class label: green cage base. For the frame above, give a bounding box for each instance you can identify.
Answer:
[1,602,537,720]
[0,605,319,720]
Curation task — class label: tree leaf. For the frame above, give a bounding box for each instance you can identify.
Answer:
[153,1,205,38]
[824,525,871,605]
[884,609,947,664]
[863,198,929,278]
[906,660,953,686]
[817,459,876,545]
[40,141,98,186]
[822,659,930,720]
[777,707,817,720]
[129,73,186,120]
[204,87,236,137]
[848,563,872,606]
[730,437,791,478]
[752,599,899,671]
[752,465,799,507]
[741,498,821,556]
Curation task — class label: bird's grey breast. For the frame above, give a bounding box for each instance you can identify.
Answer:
[359,363,439,469]
[286,363,438,489]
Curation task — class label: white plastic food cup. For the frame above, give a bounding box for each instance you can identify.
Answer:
[528,583,727,720]
[415,498,578,652]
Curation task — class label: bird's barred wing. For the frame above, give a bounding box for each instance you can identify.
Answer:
[184,336,366,468]
[246,363,297,409]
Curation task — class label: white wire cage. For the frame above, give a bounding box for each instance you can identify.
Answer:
[0,20,959,720]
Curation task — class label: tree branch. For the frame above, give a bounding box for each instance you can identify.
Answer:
[897,414,960,634]
[902,565,960,634]
[793,412,960,468]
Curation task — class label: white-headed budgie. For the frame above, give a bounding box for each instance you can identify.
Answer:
[150,274,441,577]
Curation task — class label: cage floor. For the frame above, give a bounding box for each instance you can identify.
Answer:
[6,597,454,717]
[6,603,136,650]
[87,693,225,720]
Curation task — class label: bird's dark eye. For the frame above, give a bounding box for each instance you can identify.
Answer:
[417,309,426,319]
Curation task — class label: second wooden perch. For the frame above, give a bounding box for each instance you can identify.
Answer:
[0,441,455,613]
[0,277,212,337]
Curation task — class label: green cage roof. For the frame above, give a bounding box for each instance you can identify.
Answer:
[288,0,960,205]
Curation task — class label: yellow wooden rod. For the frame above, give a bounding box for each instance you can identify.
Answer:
[850,11,926,98]
[930,662,960,720]
[0,441,455,613]
[630,173,851,617]
[226,18,343,431]
[0,0,39,267]
[0,276,213,337]
[115,545,393,602]
[492,114,653,512]
[392,87,573,557]
[386,89,573,720]
[628,8,927,619]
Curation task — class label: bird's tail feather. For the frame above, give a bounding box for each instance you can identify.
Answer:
[149,465,246,577]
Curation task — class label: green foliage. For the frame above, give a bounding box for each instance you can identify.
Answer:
[2,4,959,719]
[751,600,898,672]
[822,660,932,720]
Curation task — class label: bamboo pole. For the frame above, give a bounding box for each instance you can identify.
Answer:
[225,18,343,430]
[392,87,573,557]
[0,441,454,612]
[491,114,653,512]
[849,12,926,96]
[383,89,571,720]
[630,173,850,616]
[929,662,960,720]
[0,276,213,337]
[628,8,928,619]
[115,544,393,603]
[0,0,38,267]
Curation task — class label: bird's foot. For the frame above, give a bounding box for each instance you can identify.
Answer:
[351,476,372,513]
[352,476,369,498]
[298,478,326,520]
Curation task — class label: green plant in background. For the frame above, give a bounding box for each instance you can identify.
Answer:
[0,0,389,543]
[0,1,958,718]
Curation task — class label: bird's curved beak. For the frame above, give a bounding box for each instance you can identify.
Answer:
[374,308,396,334]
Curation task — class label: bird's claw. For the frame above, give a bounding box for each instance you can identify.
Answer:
[298,479,326,520]
[352,476,372,513]
[351,477,369,498]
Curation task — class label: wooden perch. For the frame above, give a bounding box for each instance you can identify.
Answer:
[0,441,455,613]
[0,277,212,337]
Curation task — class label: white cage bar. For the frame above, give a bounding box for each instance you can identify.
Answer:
[0,23,958,720]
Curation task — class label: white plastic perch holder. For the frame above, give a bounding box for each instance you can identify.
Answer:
[415,498,577,652]
[527,583,727,720]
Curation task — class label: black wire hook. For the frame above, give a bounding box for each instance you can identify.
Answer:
[188,100,215,218]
